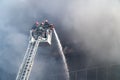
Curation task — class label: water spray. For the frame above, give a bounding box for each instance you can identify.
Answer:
[53,28,70,80]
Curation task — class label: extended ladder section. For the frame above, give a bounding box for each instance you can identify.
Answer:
[16,38,41,80]
[16,29,52,80]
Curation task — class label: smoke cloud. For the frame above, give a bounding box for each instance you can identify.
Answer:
[1,0,120,79]
[0,0,69,79]
[63,0,120,64]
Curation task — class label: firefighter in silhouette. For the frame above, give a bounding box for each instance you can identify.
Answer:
[32,21,39,30]
[43,20,50,38]
[32,20,55,39]
[38,22,44,37]
[49,24,54,30]
[44,20,49,28]
[31,21,40,39]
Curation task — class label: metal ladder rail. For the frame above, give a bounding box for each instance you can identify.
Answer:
[16,37,42,80]
[19,38,40,80]
[20,43,35,80]
[25,39,41,80]
[16,42,34,80]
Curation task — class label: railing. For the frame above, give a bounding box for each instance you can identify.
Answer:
[69,64,120,80]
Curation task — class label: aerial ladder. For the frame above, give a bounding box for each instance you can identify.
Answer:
[16,28,53,80]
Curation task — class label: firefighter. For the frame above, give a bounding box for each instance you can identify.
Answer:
[37,22,44,37]
[43,20,50,38]
[49,24,54,30]
[44,19,49,28]
[39,22,44,31]
[32,21,40,39]
[32,21,40,31]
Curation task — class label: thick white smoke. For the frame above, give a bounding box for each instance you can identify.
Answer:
[63,0,120,64]
[0,0,69,79]
[1,0,120,79]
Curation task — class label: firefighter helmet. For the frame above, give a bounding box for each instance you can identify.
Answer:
[35,21,39,25]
